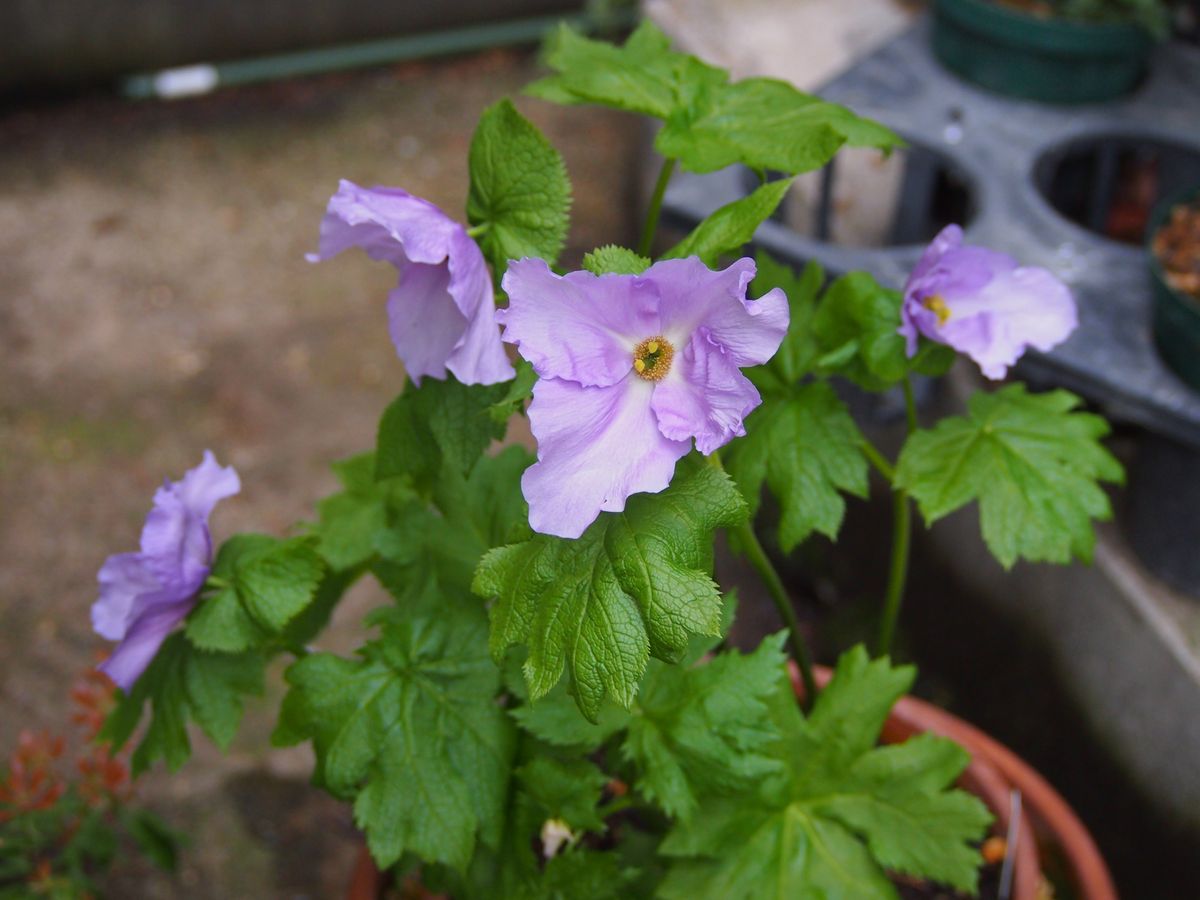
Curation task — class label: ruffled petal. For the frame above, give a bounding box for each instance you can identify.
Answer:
[91,553,160,642]
[307,180,460,268]
[444,230,515,385]
[499,259,660,388]
[386,263,467,384]
[941,266,1077,379]
[906,224,963,285]
[141,451,238,592]
[650,330,763,455]
[651,257,789,367]
[99,601,193,691]
[522,376,691,538]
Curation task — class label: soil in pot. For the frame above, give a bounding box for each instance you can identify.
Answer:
[1152,196,1200,300]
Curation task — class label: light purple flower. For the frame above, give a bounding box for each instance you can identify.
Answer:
[91,452,240,690]
[899,225,1077,380]
[498,256,788,539]
[308,179,514,386]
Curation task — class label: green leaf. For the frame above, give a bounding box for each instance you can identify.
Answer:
[659,647,992,898]
[489,359,538,424]
[622,636,788,819]
[657,77,901,175]
[810,272,956,391]
[747,252,825,391]
[474,459,748,720]
[314,453,412,570]
[664,178,793,267]
[582,245,651,276]
[376,375,509,488]
[274,613,515,871]
[527,21,725,120]
[101,634,265,774]
[517,756,608,832]
[894,385,1124,568]
[467,98,571,276]
[510,678,630,751]
[528,23,898,177]
[185,535,324,651]
[724,381,869,550]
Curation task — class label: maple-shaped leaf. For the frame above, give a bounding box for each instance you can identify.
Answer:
[273,611,515,871]
[621,634,788,819]
[659,647,992,898]
[725,381,869,550]
[474,459,747,720]
[894,384,1124,567]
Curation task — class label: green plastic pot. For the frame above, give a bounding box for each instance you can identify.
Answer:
[1149,186,1200,392]
[931,0,1154,104]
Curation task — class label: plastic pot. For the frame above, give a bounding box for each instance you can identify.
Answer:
[931,0,1154,104]
[1148,186,1200,392]
[345,663,1116,900]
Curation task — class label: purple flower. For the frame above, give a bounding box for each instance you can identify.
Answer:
[91,452,240,690]
[899,225,1077,380]
[498,256,788,539]
[309,180,514,386]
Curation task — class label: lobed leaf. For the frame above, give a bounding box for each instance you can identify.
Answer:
[894,384,1124,567]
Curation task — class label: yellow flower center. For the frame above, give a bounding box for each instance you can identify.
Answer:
[922,294,952,326]
[632,336,674,381]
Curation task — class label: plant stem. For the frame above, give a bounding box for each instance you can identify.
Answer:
[597,795,636,820]
[735,519,817,709]
[466,222,489,238]
[638,158,677,258]
[876,376,918,657]
[860,437,895,482]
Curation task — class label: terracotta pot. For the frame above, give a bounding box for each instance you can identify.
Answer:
[346,665,1117,900]
[798,663,1118,900]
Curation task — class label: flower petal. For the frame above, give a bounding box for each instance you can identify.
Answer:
[307,180,461,268]
[651,257,789,368]
[386,264,468,384]
[522,376,690,538]
[941,266,1077,379]
[444,230,516,385]
[651,330,763,455]
[499,259,660,388]
[907,224,963,285]
[99,601,193,691]
[91,552,160,642]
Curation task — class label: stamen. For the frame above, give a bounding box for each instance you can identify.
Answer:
[922,294,952,326]
[632,335,674,381]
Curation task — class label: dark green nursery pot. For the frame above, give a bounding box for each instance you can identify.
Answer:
[931,0,1154,104]
[1149,186,1200,393]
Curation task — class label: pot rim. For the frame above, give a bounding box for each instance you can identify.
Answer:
[934,0,1155,54]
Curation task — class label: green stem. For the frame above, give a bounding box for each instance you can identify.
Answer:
[638,158,677,258]
[860,437,895,482]
[876,377,918,657]
[735,519,817,710]
[466,222,489,238]
[597,795,636,820]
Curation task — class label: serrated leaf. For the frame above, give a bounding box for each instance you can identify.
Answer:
[659,647,992,898]
[725,381,869,550]
[811,272,955,391]
[235,538,324,631]
[101,634,265,774]
[489,359,538,424]
[664,178,792,267]
[657,77,901,175]
[894,384,1124,568]
[622,635,788,819]
[526,21,725,120]
[509,676,630,751]
[467,99,571,277]
[474,460,748,720]
[376,375,508,488]
[274,614,515,871]
[517,756,608,832]
[582,245,651,275]
[314,453,412,571]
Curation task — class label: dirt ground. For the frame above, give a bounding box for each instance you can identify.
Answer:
[0,49,641,898]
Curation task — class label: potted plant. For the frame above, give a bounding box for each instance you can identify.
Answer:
[87,22,1122,900]
[931,0,1169,103]
[1149,185,1200,390]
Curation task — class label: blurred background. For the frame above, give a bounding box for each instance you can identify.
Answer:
[2,0,1199,896]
